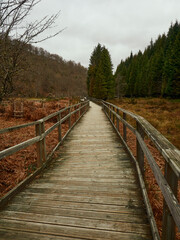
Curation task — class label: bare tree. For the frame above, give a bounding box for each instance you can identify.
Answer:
[0,0,63,101]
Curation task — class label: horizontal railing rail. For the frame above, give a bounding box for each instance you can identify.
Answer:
[0,100,89,164]
[0,100,90,206]
[101,100,180,240]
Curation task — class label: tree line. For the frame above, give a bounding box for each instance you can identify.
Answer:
[87,22,180,100]
[115,21,180,98]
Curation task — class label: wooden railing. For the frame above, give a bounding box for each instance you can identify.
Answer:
[102,100,180,240]
[0,100,89,206]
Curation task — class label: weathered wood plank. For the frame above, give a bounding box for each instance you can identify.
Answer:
[11,193,144,206]
[0,211,151,234]
[0,219,152,240]
[7,202,146,215]
[0,229,82,240]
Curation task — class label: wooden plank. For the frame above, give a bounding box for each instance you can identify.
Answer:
[7,202,146,215]
[0,229,82,240]
[11,193,143,206]
[0,211,151,234]
[0,121,36,134]
[33,178,138,186]
[0,219,152,240]
[26,183,139,193]
[41,173,137,180]
[0,136,40,160]
[21,187,142,199]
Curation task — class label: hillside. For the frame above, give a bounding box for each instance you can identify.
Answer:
[1,42,87,100]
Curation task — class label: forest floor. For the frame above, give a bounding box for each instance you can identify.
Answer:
[110,97,180,238]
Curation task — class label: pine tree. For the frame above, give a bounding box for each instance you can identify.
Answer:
[87,44,114,99]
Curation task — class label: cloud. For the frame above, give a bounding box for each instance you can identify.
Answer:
[28,0,180,70]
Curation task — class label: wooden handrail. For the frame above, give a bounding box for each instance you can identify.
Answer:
[0,121,37,134]
[102,100,180,240]
[102,100,180,177]
[0,101,90,163]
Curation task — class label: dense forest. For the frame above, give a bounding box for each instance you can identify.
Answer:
[87,44,115,99]
[115,21,180,98]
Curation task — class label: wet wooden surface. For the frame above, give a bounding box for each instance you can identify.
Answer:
[0,102,152,239]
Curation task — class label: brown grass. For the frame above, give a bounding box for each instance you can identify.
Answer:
[112,98,180,148]
[111,98,180,238]
[0,98,77,198]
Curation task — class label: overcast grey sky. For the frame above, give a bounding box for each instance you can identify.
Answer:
[29,0,180,70]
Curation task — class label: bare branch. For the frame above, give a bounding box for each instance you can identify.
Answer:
[0,0,63,101]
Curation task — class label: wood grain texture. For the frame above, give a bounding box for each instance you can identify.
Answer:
[0,102,152,240]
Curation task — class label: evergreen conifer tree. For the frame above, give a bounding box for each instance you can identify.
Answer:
[87,44,114,99]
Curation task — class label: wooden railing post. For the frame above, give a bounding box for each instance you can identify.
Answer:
[110,105,112,120]
[82,103,85,114]
[69,107,71,129]
[102,102,105,111]
[123,112,127,142]
[35,123,43,167]
[41,121,46,162]
[79,103,81,119]
[136,122,144,176]
[104,104,106,114]
[74,106,77,123]
[117,109,119,132]
[113,106,115,124]
[57,113,62,142]
[85,102,87,113]
[162,163,178,240]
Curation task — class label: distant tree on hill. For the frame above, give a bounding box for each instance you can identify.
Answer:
[87,43,115,100]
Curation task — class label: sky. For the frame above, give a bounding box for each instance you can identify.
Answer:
[27,0,180,70]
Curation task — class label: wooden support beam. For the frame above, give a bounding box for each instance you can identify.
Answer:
[41,122,47,162]
[123,112,127,142]
[69,107,71,129]
[35,123,43,167]
[57,113,62,142]
[117,109,119,132]
[113,106,115,124]
[136,122,145,177]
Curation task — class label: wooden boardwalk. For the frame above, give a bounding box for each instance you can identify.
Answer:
[0,102,152,240]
